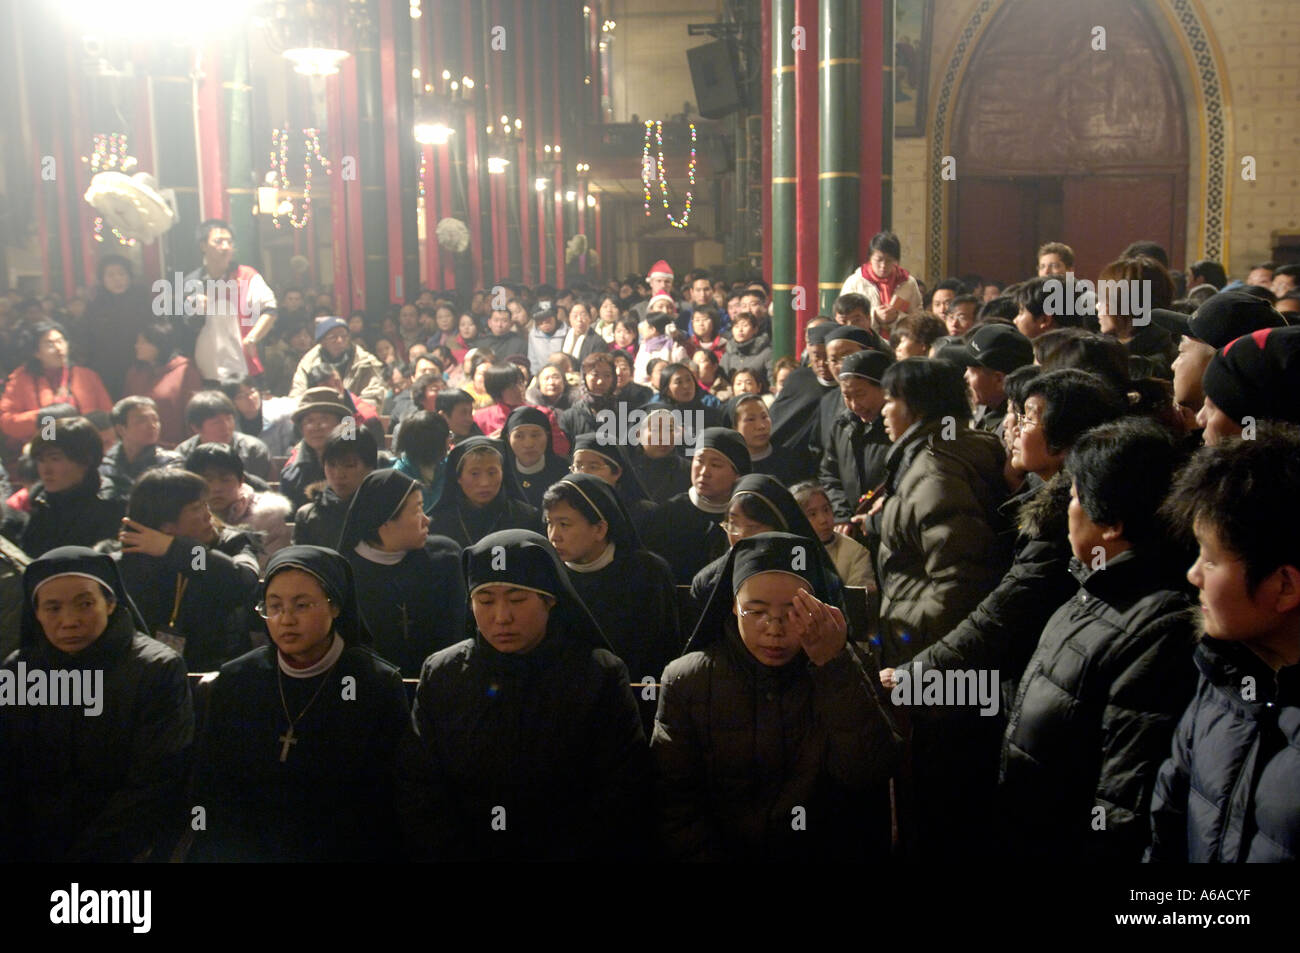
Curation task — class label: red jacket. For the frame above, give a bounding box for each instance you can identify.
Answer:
[472,401,570,457]
[1,364,113,442]
[123,355,204,448]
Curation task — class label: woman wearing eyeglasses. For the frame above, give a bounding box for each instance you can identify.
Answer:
[190,545,409,861]
[651,531,900,861]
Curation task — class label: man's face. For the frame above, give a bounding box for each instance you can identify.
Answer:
[290,328,313,352]
[1188,518,1283,644]
[584,362,613,396]
[165,498,217,544]
[283,291,303,312]
[964,365,1005,407]
[1038,254,1067,278]
[120,406,161,449]
[836,309,871,329]
[197,413,236,445]
[35,576,115,655]
[930,289,955,317]
[808,344,831,382]
[1196,395,1242,446]
[202,227,234,272]
[324,454,370,499]
[301,411,343,450]
[35,448,88,493]
[1171,335,1215,411]
[731,317,756,344]
[443,403,475,437]
[946,303,977,336]
[203,470,243,513]
[826,340,862,380]
[1014,306,1048,339]
[399,304,419,331]
[321,327,350,359]
[1272,273,1298,298]
[691,448,737,503]
[102,264,130,295]
[741,294,767,319]
[690,279,712,306]
[727,297,742,319]
[840,377,885,421]
[1247,267,1273,288]
[232,384,261,420]
[488,310,512,335]
[649,274,673,294]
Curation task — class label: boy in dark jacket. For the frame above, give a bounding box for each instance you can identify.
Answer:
[1148,424,1300,862]
[292,424,377,548]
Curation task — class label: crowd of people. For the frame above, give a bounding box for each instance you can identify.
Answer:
[1,218,1298,862]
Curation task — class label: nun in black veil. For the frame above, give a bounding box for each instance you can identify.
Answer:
[426,435,543,547]
[1,546,192,862]
[651,532,901,861]
[541,473,680,729]
[190,545,410,861]
[338,468,467,676]
[396,529,651,861]
[569,431,658,533]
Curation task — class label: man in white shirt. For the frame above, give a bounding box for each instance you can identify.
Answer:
[185,219,278,384]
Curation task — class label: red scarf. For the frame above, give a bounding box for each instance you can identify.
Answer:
[859,262,911,305]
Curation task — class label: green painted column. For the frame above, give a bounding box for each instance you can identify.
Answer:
[818,0,860,312]
[356,2,389,315]
[223,36,258,266]
[770,0,796,357]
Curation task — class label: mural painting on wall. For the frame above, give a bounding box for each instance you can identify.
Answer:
[894,0,933,137]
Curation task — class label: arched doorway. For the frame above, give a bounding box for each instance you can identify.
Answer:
[948,0,1189,283]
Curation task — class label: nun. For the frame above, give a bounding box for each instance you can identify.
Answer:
[640,427,750,585]
[502,405,571,509]
[426,435,542,547]
[726,392,804,487]
[688,473,840,609]
[396,529,651,860]
[338,469,467,676]
[570,431,658,533]
[651,532,901,861]
[0,547,193,862]
[190,545,410,861]
[542,473,681,729]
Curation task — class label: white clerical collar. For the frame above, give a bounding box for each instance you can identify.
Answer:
[565,542,616,573]
[748,444,772,461]
[278,633,345,678]
[516,457,547,474]
[817,375,838,387]
[689,486,731,514]
[354,540,406,565]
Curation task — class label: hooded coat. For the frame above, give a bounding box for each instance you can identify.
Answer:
[426,436,543,547]
[338,469,468,676]
[0,547,193,862]
[396,529,651,860]
[651,532,901,861]
[999,549,1198,862]
[1147,639,1300,862]
[871,420,1012,667]
[288,341,387,406]
[190,546,410,861]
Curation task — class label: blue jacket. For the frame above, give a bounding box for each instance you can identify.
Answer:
[1147,638,1300,862]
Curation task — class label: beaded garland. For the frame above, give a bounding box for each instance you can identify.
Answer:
[641,120,696,229]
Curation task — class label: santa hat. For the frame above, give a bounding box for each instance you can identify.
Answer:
[649,291,677,310]
[646,260,674,280]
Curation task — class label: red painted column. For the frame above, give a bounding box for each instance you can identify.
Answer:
[761,0,773,284]
[551,17,564,287]
[514,0,532,284]
[420,7,441,290]
[378,0,406,303]
[64,45,95,289]
[794,0,818,352]
[196,37,227,220]
[859,0,884,259]
[462,5,484,288]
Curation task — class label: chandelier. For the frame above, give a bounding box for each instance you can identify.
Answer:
[254,0,371,77]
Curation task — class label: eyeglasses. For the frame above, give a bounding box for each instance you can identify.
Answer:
[1014,412,1042,431]
[256,599,330,620]
[571,460,612,474]
[737,605,789,630]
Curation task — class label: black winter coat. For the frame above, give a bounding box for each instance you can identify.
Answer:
[1147,639,1300,862]
[0,609,193,861]
[396,633,651,860]
[115,528,260,673]
[21,472,124,558]
[640,491,730,586]
[652,622,900,860]
[292,485,353,549]
[999,550,1198,862]
[818,409,892,521]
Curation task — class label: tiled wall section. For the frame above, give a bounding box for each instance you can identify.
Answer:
[890,0,1300,282]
